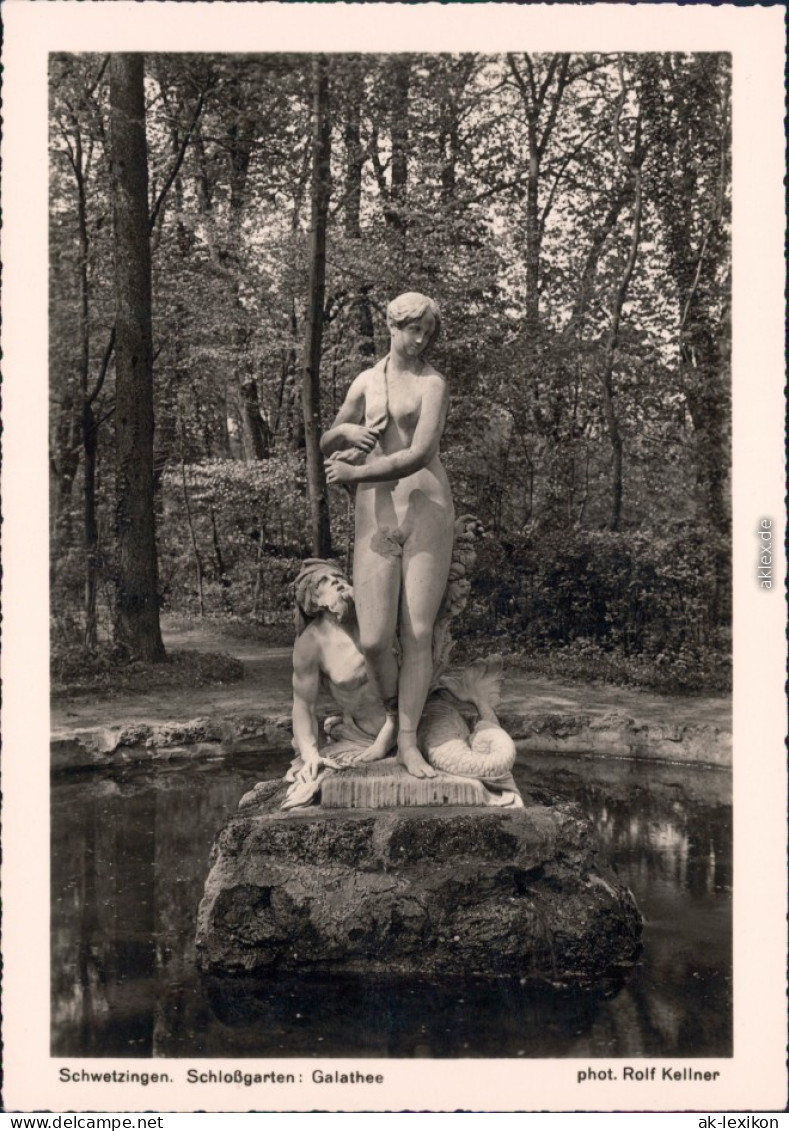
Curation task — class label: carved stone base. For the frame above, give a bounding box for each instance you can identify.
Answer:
[321,759,489,809]
[196,780,642,984]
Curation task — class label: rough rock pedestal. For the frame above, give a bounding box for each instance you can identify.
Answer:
[196,767,642,985]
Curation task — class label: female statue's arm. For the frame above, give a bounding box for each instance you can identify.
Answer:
[326,375,448,484]
[320,372,379,457]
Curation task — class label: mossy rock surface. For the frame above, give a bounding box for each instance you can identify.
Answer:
[196,782,642,985]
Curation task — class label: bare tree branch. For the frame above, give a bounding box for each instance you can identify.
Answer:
[148,87,208,233]
[87,326,116,406]
[84,55,110,104]
[368,125,391,202]
[506,54,530,109]
[536,55,559,107]
[536,56,570,159]
[522,54,538,105]
[538,127,597,234]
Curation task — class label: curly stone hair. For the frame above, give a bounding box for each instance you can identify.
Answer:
[293,558,349,636]
[386,291,442,346]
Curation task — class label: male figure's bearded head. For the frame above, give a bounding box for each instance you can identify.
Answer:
[294,559,354,635]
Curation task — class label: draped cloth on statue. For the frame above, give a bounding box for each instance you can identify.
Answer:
[325,355,390,470]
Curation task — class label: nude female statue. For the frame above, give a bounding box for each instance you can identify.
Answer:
[321,292,454,779]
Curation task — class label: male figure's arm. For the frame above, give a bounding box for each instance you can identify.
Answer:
[292,630,340,779]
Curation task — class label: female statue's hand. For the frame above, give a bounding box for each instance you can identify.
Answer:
[325,458,357,485]
[341,423,378,452]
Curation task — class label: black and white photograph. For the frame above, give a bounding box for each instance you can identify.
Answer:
[2,0,786,1114]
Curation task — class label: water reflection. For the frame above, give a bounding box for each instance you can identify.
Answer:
[51,752,731,1058]
[52,784,157,1056]
[518,755,732,1059]
[198,971,627,1059]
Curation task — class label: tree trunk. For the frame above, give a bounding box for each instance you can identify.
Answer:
[599,68,644,533]
[225,78,259,447]
[524,119,541,341]
[239,378,271,459]
[353,286,376,361]
[638,53,730,550]
[179,437,205,618]
[252,517,267,618]
[50,395,81,518]
[302,55,333,557]
[506,53,570,441]
[209,505,233,611]
[343,60,376,363]
[286,299,305,451]
[109,54,165,661]
[387,57,411,233]
[344,59,364,240]
[71,127,102,648]
[82,400,99,649]
[439,93,460,203]
[568,181,632,332]
[507,54,570,341]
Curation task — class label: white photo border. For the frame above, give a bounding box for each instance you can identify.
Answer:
[2,0,786,1113]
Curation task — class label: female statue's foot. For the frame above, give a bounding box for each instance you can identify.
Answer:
[357,712,398,763]
[397,739,436,778]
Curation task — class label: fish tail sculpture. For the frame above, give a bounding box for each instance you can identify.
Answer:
[420,655,517,779]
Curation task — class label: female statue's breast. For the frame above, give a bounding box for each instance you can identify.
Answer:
[387,390,422,435]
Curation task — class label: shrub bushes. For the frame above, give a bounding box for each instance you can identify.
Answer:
[51,644,245,699]
[460,523,730,692]
[159,455,346,623]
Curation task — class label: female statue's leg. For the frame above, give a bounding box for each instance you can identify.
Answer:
[397,513,454,777]
[352,534,401,759]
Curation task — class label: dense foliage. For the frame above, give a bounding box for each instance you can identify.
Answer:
[49,52,731,691]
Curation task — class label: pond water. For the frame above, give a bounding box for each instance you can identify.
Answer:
[51,750,731,1059]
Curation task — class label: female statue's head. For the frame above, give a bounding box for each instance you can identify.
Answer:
[387,292,442,349]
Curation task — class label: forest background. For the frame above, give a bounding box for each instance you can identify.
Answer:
[49,51,731,696]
